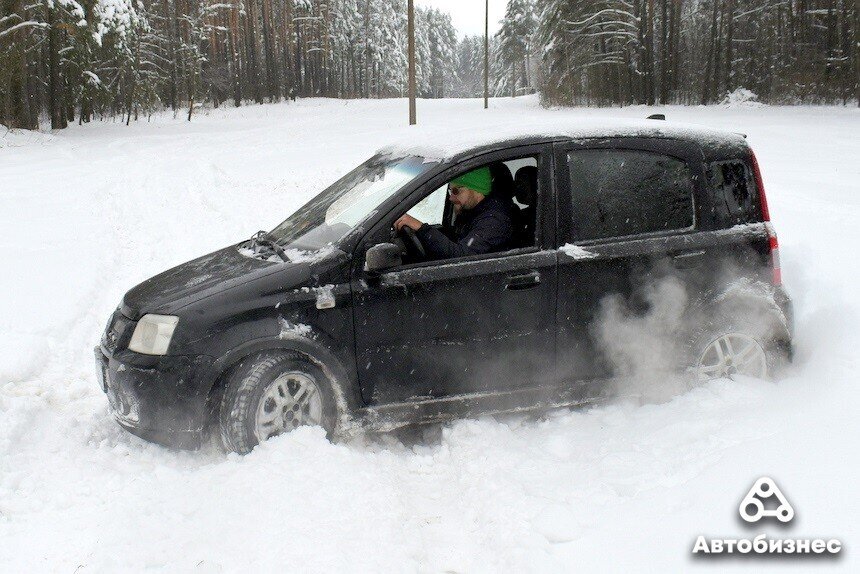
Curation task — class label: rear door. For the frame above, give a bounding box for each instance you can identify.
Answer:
[554,138,708,390]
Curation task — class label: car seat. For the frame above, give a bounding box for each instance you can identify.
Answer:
[514,166,538,246]
[488,162,523,249]
[489,162,515,202]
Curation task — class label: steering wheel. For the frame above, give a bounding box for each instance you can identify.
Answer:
[399,225,426,259]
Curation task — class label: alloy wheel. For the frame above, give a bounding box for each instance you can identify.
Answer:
[254,371,323,441]
[697,333,768,382]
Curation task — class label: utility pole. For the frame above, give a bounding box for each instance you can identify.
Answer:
[408,0,417,125]
[483,0,489,109]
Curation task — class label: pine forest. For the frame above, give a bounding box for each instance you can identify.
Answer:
[1,0,857,130]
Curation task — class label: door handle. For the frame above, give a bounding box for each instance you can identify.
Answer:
[671,249,706,268]
[672,249,706,260]
[506,271,541,290]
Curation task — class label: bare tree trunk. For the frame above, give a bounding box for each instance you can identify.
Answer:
[295,17,303,95]
[702,0,719,104]
[364,0,371,97]
[659,0,668,103]
[209,11,220,108]
[408,0,416,123]
[670,0,682,97]
[854,0,860,105]
[839,0,850,104]
[724,0,734,94]
[714,1,723,99]
[483,0,488,109]
[166,0,179,110]
[245,0,263,103]
[47,7,66,129]
[634,0,646,103]
[230,1,243,106]
[261,0,279,101]
[644,0,655,104]
[321,0,330,94]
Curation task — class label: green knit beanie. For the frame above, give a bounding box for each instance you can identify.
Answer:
[451,167,492,196]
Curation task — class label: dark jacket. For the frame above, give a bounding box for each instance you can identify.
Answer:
[415,195,514,260]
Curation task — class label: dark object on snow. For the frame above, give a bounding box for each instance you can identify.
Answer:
[647,113,666,120]
[95,120,793,453]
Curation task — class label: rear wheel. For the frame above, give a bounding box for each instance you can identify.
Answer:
[218,352,337,454]
[686,316,788,386]
[695,332,769,383]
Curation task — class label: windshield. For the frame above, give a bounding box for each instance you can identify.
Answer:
[268,154,436,255]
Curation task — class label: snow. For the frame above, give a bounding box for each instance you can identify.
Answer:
[0,20,48,40]
[0,124,56,148]
[278,317,313,339]
[559,243,598,259]
[379,113,746,161]
[313,284,336,309]
[239,244,337,264]
[1,96,859,571]
[721,88,763,108]
[284,245,336,263]
[237,245,280,263]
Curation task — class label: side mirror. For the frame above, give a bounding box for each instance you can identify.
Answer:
[364,243,402,273]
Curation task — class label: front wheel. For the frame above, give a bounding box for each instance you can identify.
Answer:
[218,352,338,454]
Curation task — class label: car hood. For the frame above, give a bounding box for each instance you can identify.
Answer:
[121,245,311,319]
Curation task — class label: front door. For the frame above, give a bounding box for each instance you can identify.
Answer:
[352,145,557,405]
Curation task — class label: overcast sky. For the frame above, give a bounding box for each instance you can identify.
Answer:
[416,0,506,39]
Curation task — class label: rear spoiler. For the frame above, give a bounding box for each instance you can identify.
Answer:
[645,113,747,138]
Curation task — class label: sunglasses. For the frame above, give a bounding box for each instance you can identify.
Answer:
[448,185,466,196]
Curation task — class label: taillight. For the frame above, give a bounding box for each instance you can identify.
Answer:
[750,149,770,221]
[752,149,781,285]
[767,226,782,286]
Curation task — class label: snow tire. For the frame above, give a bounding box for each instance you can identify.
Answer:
[684,314,789,386]
[218,351,338,454]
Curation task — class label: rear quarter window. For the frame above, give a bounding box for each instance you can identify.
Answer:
[706,160,761,227]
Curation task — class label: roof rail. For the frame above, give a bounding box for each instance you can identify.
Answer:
[646,114,666,120]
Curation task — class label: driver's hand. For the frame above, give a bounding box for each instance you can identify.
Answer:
[394,214,423,232]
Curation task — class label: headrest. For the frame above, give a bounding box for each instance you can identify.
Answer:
[514,166,537,205]
[489,162,515,200]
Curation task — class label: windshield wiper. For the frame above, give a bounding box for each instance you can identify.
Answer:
[250,230,290,263]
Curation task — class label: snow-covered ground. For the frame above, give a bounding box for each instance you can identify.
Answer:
[1,97,858,572]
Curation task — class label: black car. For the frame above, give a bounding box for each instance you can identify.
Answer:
[95,119,793,453]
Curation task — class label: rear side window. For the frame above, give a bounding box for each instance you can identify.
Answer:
[567,149,695,241]
[706,160,760,226]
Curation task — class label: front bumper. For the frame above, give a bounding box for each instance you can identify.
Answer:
[95,345,214,449]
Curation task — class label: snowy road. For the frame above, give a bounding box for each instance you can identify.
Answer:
[1,97,858,572]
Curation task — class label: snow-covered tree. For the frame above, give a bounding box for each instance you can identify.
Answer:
[494,0,536,97]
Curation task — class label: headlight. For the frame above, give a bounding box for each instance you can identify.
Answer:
[128,314,179,355]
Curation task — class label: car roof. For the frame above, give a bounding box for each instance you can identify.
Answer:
[377,117,748,162]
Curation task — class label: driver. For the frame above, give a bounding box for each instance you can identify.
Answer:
[394,167,514,260]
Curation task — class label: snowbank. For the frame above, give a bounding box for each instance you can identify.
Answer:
[0,125,56,148]
[721,88,764,107]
